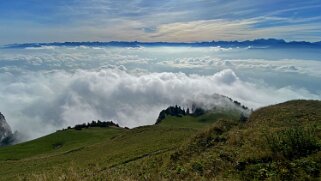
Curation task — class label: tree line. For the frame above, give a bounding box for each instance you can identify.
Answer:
[155,105,205,124]
[65,120,121,131]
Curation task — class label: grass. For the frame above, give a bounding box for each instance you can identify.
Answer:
[0,110,234,180]
[0,126,193,180]
[158,110,241,129]
[0,127,125,161]
[159,100,321,180]
[0,100,320,180]
[266,127,320,159]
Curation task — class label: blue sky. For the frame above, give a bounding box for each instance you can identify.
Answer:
[0,0,321,43]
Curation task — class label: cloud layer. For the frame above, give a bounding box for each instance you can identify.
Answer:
[0,46,320,140]
[1,68,320,140]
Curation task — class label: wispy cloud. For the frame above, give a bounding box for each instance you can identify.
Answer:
[0,0,321,43]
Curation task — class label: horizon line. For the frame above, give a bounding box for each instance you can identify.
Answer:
[4,38,321,45]
[3,38,321,49]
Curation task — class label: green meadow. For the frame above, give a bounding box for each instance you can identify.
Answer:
[0,100,320,180]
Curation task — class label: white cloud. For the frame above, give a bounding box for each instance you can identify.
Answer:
[0,46,320,141]
[0,67,320,141]
[2,46,320,76]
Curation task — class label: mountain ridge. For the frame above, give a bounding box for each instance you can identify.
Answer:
[3,38,321,49]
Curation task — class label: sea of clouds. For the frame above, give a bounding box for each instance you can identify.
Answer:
[0,46,320,140]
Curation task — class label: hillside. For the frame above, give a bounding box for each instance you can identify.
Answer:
[161,100,321,180]
[0,100,320,180]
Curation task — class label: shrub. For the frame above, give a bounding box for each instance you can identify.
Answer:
[191,161,204,174]
[266,127,320,159]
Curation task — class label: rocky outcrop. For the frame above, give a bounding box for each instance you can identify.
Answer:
[0,112,15,146]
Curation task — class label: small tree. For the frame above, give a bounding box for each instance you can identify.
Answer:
[239,113,248,122]
[186,108,190,115]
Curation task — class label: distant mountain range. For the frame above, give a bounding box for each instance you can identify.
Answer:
[3,39,321,49]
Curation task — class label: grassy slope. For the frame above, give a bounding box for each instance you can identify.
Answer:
[159,100,321,180]
[0,100,320,180]
[87,100,321,180]
[0,110,239,180]
[0,127,125,160]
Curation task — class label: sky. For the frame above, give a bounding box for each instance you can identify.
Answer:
[1,0,321,44]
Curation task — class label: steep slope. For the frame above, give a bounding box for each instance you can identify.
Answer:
[160,100,321,180]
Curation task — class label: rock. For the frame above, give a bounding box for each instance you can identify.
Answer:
[0,112,14,146]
